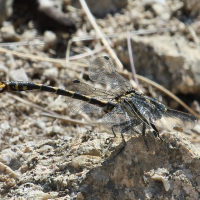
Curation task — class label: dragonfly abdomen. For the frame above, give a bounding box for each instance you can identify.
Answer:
[0,81,116,111]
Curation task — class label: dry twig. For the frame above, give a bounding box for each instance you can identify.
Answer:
[41,112,93,126]
[6,93,91,126]
[127,31,140,91]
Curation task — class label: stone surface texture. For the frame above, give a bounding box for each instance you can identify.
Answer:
[116,35,200,94]
[1,132,200,199]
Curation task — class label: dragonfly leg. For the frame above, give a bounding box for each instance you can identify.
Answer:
[142,123,149,150]
[106,126,117,144]
[105,125,117,143]
[150,123,164,142]
[110,119,142,145]
[111,126,117,138]
[131,128,141,135]
[120,125,136,145]
[107,120,132,144]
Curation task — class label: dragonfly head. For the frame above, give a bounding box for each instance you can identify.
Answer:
[126,89,135,95]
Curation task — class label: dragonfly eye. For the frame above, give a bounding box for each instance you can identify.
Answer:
[126,89,135,95]
[73,80,80,83]
[104,56,109,60]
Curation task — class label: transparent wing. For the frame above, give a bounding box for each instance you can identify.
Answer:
[65,97,103,114]
[89,56,132,94]
[99,104,143,135]
[130,94,197,131]
[65,80,115,101]
[153,109,197,131]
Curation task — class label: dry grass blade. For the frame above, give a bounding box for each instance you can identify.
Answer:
[69,46,107,60]
[0,47,87,71]
[41,112,93,126]
[6,93,91,126]
[71,28,170,42]
[187,24,200,45]
[6,93,57,115]
[0,40,45,47]
[66,38,72,64]
[127,31,140,91]
[66,39,108,61]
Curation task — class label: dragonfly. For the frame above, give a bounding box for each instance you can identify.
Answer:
[0,56,197,147]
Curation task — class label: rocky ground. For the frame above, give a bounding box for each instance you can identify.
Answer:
[0,0,200,199]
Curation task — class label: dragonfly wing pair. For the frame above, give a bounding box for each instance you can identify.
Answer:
[45,56,197,138]
[130,95,197,132]
[89,56,132,94]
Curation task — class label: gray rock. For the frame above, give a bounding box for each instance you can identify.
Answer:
[43,30,57,49]
[10,0,76,33]
[182,0,200,17]
[9,68,29,82]
[1,132,200,199]
[0,25,20,42]
[0,64,8,74]
[43,67,58,80]
[71,0,128,18]
[80,132,200,199]
[0,0,13,26]
[21,29,38,40]
[37,0,76,33]
[115,35,200,94]
[144,0,167,5]
[151,3,171,20]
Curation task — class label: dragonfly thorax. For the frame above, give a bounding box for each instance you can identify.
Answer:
[115,89,144,103]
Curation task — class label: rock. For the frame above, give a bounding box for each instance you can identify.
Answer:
[151,3,171,20]
[115,35,200,94]
[10,0,76,33]
[80,132,200,199]
[143,0,171,21]
[37,0,76,33]
[71,0,128,18]
[1,131,200,199]
[0,0,13,26]
[1,121,10,130]
[21,29,38,40]
[71,155,101,170]
[193,124,200,135]
[43,67,58,80]
[9,68,29,82]
[0,64,8,74]
[0,25,20,42]
[43,30,57,49]
[182,0,200,17]
[143,0,167,5]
